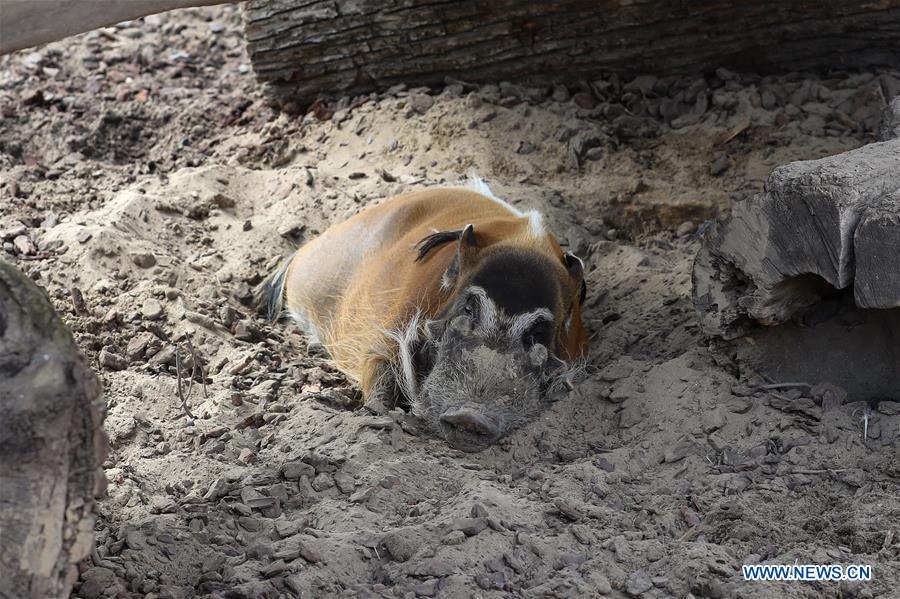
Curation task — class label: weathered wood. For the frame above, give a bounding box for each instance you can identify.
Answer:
[244,0,900,104]
[0,0,237,55]
[0,261,108,599]
[692,138,900,399]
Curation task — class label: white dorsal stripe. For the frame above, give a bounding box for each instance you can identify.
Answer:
[463,173,523,217]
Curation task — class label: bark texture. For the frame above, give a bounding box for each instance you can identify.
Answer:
[0,261,108,599]
[244,0,900,104]
[692,137,900,399]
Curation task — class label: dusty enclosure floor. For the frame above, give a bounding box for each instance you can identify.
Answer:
[2,6,900,599]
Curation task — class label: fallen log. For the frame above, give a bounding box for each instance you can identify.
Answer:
[692,134,900,399]
[0,0,237,55]
[0,261,108,599]
[244,0,900,105]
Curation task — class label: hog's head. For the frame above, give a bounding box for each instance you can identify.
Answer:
[408,224,587,452]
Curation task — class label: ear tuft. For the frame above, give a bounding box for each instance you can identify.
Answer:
[460,223,477,248]
[564,252,584,278]
[564,252,587,305]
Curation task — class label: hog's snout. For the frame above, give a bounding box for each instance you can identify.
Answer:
[439,407,500,451]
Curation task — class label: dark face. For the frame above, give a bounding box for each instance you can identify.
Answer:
[411,250,570,452]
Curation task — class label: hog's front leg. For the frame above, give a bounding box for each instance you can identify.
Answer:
[360,357,405,415]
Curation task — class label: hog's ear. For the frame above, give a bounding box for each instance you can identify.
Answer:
[443,224,479,289]
[564,252,586,305]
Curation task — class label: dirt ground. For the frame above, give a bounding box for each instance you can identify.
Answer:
[2,6,899,599]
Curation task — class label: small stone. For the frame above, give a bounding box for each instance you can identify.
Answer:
[710,154,731,176]
[572,92,595,110]
[282,461,315,481]
[626,569,653,596]
[349,487,373,503]
[233,319,258,341]
[238,516,260,531]
[311,473,334,491]
[262,559,287,578]
[414,579,439,597]
[0,221,27,240]
[599,362,634,382]
[811,382,848,411]
[274,520,300,539]
[383,527,425,562]
[297,538,323,563]
[587,572,613,594]
[551,85,570,102]
[449,517,488,536]
[676,221,695,237]
[141,298,164,320]
[13,235,36,255]
[238,448,256,464]
[409,94,434,114]
[333,471,355,494]
[99,348,128,371]
[664,440,696,463]
[443,530,466,545]
[878,401,900,416]
[701,408,727,432]
[79,567,121,599]
[619,401,644,428]
[130,251,156,268]
[380,475,400,489]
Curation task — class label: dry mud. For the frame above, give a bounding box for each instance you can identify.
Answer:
[2,6,899,599]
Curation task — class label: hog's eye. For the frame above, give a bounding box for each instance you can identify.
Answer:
[523,321,554,348]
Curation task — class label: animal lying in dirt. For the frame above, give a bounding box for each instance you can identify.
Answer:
[268,179,588,451]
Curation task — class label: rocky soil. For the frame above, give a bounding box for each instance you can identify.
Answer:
[2,6,899,599]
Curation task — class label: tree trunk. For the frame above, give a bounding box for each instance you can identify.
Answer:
[0,261,108,599]
[692,137,900,400]
[0,0,237,55]
[244,0,900,105]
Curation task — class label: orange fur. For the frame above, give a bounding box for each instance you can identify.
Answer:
[281,188,588,396]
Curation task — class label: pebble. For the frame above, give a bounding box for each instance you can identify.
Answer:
[333,471,355,494]
[618,401,644,428]
[414,579,439,597]
[709,154,731,176]
[131,251,156,268]
[443,530,466,545]
[141,298,164,320]
[311,472,334,491]
[262,559,287,578]
[99,348,128,371]
[664,439,696,462]
[238,516,260,531]
[0,221,27,240]
[380,474,401,489]
[13,234,36,255]
[409,93,434,115]
[238,448,256,464]
[701,408,727,432]
[552,85,570,102]
[449,517,488,537]
[282,461,315,480]
[626,569,653,596]
[676,221,696,236]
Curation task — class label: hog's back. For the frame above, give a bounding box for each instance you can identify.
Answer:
[283,189,531,381]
